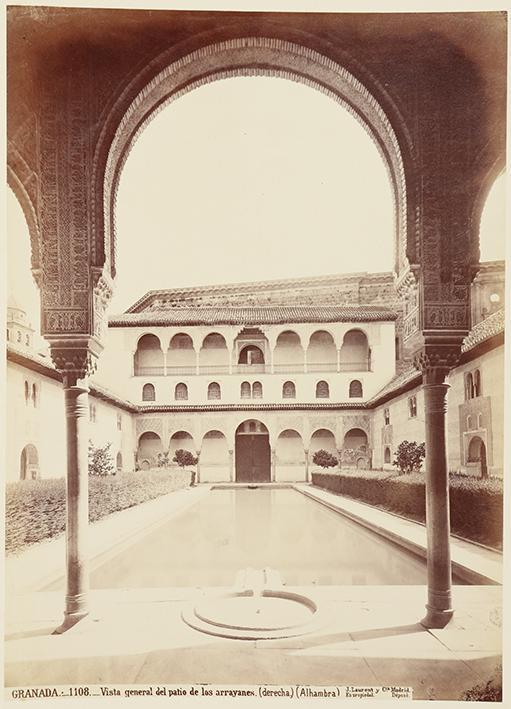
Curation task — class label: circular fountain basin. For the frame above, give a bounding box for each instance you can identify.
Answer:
[182,590,322,640]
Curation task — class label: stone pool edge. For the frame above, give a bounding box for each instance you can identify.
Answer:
[294,483,502,585]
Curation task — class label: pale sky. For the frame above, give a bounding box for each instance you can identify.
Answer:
[6,76,506,338]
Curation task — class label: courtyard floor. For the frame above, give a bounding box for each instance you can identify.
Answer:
[4,484,503,701]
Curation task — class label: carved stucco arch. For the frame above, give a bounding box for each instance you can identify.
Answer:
[98,37,414,284]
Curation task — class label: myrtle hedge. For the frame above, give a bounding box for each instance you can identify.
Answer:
[5,469,190,555]
[311,470,503,549]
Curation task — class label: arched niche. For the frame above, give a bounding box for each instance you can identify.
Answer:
[169,431,195,461]
[134,334,164,376]
[307,330,336,372]
[200,333,229,373]
[274,331,303,372]
[137,431,162,468]
[340,330,370,372]
[20,444,39,480]
[167,333,195,374]
[310,428,337,456]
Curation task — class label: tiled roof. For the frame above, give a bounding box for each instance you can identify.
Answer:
[462,308,505,352]
[126,271,394,312]
[367,367,421,406]
[368,308,505,405]
[109,305,398,327]
[6,344,138,412]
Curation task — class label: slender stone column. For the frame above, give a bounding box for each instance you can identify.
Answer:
[195,450,201,484]
[55,381,90,633]
[304,449,310,482]
[228,449,234,482]
[48,338,102,634]
[415,348,459,630]
[271,448,276,482]
[336,348,341,373]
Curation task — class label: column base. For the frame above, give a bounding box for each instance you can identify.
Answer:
[52,609,90,635]
[420,604,454,629]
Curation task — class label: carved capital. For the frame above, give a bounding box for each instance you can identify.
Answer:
[413,344,461,385]
[47,336,103,386]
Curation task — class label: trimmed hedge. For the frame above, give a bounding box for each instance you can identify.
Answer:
[311,470,503,549]
[5,469,190,555]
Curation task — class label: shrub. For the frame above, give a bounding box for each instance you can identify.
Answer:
[312,449,339,469]
[5,469,190,555]
[88,440,115,476]
[173,449,198,468]
[311,470,503,548]
[157,451,171,468]
[393,440,425,474]
[460,664,502,701]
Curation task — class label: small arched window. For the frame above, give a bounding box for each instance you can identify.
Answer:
[465,372,474,400]
[316,380,329,398]
[208,382,221,400]
[384,446,391,464]
[474,369,481,397]
[116,452,123,471]
[175,383,188,400]
[117,413,122,431]
[477,413,484,429]
[6,328,10,341]
[142,383,156,401]
[384,408,390,425]
[467,415,474,430]
[408,395,417,418]
[240,381,251,399]
[252,381,263,399]
[349,380,363,398]
[24,380,30,404]
[32,383,38,408]
[282,381,296,399]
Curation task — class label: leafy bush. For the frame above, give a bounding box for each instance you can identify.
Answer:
[312,449,339,469]
[157,451,171,468]
[460,664,502,701]
[311,470,502,548]
[88,440,115,476]
[393,440,425,474]
[173,449,198,468]
[5,469,190,555]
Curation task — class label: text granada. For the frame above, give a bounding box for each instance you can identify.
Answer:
[12,688,59,699]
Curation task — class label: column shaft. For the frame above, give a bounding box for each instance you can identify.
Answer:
[59,385,90,631]
[421,382,453,628]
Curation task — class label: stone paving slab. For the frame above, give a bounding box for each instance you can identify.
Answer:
[4,586,502,700]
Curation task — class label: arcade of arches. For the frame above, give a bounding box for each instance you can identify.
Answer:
[7,7,506,633]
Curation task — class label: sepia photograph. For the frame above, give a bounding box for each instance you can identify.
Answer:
[3,1,508,705]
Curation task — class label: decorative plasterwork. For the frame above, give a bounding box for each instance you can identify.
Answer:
[99,37,411,283]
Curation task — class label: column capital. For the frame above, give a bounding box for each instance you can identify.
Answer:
[48,336,103,387]
[412,335,463,385]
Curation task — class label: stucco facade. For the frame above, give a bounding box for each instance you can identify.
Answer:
[6,266,505,483]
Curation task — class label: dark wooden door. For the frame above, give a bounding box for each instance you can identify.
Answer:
[235,434,271,482]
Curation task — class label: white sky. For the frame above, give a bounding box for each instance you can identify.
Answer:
[6,76,506,337]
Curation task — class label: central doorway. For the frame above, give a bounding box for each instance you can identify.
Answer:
[235,420,271,483]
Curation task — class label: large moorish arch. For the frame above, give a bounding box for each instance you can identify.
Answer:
[7,8,506,633]
[98,38,413,284]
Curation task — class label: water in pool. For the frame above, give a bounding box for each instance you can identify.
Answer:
[65,488,442,589]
